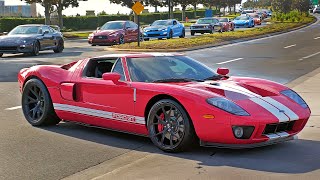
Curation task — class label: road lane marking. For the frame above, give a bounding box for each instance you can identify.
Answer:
[284,44,296,49]
[299,51,320,61]
[216,58,243,65]
[314,37,320,40]
[5,106,22,111]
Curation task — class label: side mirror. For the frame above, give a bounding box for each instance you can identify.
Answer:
[3,32,8,35]
[96,27,101,31]
[43,30,49,35]
[217,68,229,76]
[102,73,121,84]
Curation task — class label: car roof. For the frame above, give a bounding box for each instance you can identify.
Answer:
[107,21,127,23]
[94,53,183,59]
[18,24,45,27]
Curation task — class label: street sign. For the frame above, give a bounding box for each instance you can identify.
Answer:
[132,1,144,15]
[312,0,318,5]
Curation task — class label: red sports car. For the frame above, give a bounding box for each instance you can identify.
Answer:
[218,18,235,31]
[248,13,262,25]
[88,20,142,46]
[18,53,310,152]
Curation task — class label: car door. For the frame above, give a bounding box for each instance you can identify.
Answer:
[41,26,54,48]
[130,21,139,42]
[70,57,136,130]
[172,20,180,36]
[124,22,133,42]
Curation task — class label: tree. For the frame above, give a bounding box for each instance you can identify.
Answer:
[98,10,107,16]
[293,0,310,13]
[23,0,53,25]
[272,0,292,13]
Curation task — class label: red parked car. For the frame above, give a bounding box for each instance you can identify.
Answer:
[248,13,262,25]
[88,20,142,46]
[18,53,310,152]
[218,18,235,32]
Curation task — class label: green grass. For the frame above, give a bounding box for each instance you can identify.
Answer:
[112,15,314,50]
[63,32,91,39]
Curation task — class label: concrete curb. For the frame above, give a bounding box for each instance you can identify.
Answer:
[107,17,317,53]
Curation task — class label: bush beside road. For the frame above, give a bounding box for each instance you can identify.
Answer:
[112,14,315,51]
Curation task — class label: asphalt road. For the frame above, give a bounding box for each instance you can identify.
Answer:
[0,15,319,180]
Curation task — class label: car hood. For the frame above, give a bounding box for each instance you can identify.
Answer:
[144,25,168,31]
[0,34,38,44]
[93,29,122,36]
[233,20,248,23]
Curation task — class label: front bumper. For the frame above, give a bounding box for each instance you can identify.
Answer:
[0,44,33,54]
[143,31,168,39]
[200,135,296,149]
[235,23,250,28]
[88,36,118,45]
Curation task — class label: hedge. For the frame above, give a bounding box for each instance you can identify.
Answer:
[0,10,216,32]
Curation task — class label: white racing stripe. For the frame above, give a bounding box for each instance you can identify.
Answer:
[53,103,145,125]
[262,97,299,121]
[250,98,289,122]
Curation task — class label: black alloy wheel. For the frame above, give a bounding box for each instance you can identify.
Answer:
[22,79,61,126]
[32,41,40,56]
[54,39,64,53]
[167,30,173,39]
[147,99,197,152]
[119,35,125,44]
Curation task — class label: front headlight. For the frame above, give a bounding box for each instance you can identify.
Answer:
[158,28,167,31]
[207,97,250,116]
[88,33,93,39]
[281,89,308,109]
[245,20,249,23]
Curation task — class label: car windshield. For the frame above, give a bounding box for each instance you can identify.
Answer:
[9,26,40,35]
[101,22,124,30]
[152,20,171,26]
[235,16,249,20]
[218,18,228,22]
[197,19,215,24]
[127,56,219,83]
[249,14,259,18]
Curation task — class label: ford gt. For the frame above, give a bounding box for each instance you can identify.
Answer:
[18,53,310,152]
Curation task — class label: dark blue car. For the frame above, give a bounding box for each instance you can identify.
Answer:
[143,19,185,40]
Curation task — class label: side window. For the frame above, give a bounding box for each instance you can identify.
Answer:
[42,26,50,34]
[112,59,126,81]
[48,27,55,33]
[125,22,131,29]
[84,58,118,78]
[130,21,138,29]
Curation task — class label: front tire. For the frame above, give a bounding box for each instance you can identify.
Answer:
[0,53,3,57]
[191,31,195,36]
[167,30,173,39]
[119,35,125,44]
[32,41,40,56]
[147,99,197,152]
[22,79,61,126]
[179,29,185,38]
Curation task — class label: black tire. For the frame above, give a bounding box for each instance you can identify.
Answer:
[144,38,150,41]
[167,30,173,39]
[179,29,185,38]
[53,39,64,53]
[210,28,214,34]
[91,44,97,46]
[22,78,61,126]
[0,53,3,57]
[191,31,195,36]
[32,41,40,56]
[147,99,197,152]
[119,35,125,44]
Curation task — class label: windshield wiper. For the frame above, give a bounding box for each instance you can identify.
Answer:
[203,75,223,81]
[152,78,204,83]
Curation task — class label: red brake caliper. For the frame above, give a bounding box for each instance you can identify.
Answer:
[158,113,165,132]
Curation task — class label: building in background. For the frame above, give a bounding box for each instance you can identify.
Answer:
[0,0,37,17]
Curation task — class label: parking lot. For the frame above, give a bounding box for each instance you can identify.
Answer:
[0,14,320,179]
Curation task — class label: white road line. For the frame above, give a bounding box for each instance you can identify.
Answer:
[5,106,22,111]
[216,58,244,65]
[299,51,320,61]
[314,37,320,40]
[284,44,296,49]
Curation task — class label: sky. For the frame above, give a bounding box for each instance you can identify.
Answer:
[4,0,246,16]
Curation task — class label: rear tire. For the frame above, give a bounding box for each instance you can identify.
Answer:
[22,79,61,126]
[53,39,64,53]
[147,99,197,152]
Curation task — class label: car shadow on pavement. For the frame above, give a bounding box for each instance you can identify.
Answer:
[42,121,320,174]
